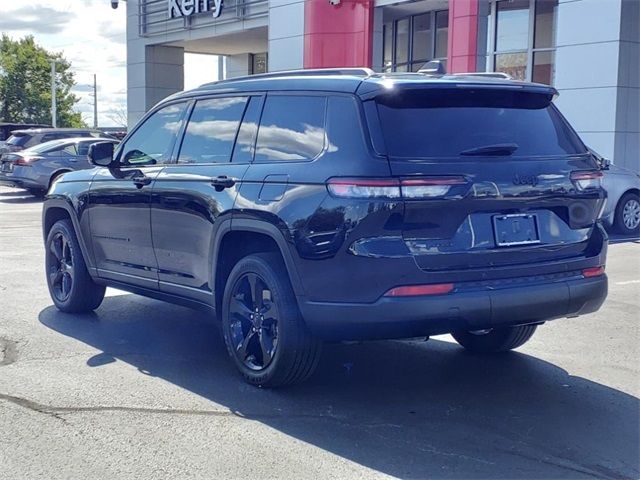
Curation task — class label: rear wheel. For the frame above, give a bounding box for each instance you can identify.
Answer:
[45,219,105,313]
[221,253,321,387]
[614,192,640,235]
[452,325,537,353]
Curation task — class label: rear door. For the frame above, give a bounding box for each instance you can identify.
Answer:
[370,87,605,271]
[151,95,262,302]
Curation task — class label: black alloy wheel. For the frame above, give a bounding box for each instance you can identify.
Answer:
[45,219,105,313]
[47,231,74,302]
[221,253,321,387]
[228,272,279,371]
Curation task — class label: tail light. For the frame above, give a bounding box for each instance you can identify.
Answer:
[384,283,454,297]
[14,156,41,166]
[327,178,400,199]
[582,266,605,278]
[571,170,603,191]
[400,177,467,198]
[327,177,467,199]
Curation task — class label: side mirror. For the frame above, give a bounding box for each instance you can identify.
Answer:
[601,158,612,170]
[88,142,115,167]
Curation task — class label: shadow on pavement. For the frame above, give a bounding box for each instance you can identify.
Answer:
[0,189,42,204]
[39,297,639,479]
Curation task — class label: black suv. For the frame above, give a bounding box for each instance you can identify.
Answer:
[42,69,608,387]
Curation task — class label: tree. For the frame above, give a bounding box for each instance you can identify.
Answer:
[107,106,128,128]
[0,35,86,127]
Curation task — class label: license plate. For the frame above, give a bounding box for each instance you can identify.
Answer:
[1,162,12,173]
[493,214,540,247]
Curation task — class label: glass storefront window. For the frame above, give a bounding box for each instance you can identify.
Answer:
[435,11,449,59]
[251,53,267,75]
[534,0,558,49]
[395,18,410,65]
[412,13,432,62]
[491,0,557,85]
[383,10,448,73]
[383,23,393,70]
[496,0,529,51]
[532,50,554,84]
[495,52,528,80]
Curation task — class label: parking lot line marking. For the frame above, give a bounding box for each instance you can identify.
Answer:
[615,280,640,285]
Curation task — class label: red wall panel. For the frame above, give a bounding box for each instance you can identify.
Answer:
[304,0,374,68]
[447,0,479,73]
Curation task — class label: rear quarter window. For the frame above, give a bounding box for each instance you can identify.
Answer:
[254,95,327,162]
[375,89,586,158]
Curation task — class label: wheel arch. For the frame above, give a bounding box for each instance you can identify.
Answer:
[213,219,305,314]
[42,199,96,274]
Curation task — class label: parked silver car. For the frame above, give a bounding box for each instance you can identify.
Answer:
[601,163,640,235]
[0,137,119,196]
[0,128,110,157]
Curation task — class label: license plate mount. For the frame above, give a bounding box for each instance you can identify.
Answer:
[493,213,540,247]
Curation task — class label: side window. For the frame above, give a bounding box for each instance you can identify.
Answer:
[178,97,247,164]
[62,144,78,156]
[254,95,326,162]
[120,102,188,166]
[231,96,262,163]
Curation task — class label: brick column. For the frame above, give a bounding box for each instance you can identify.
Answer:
[303,0,374,69]
[447,0,480,73]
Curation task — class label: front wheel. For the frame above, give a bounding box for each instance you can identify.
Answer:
[221,253,321,387]
[45,219,106,313]
[452,325,537,353]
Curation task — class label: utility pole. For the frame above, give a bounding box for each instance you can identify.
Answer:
[50,60,57,128]
[93,74,98,129]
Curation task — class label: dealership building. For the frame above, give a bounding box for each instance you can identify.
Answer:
[125,0,639,171]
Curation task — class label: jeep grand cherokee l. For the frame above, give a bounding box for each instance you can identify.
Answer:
[42,69,608,387]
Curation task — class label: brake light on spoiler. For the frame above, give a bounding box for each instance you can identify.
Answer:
[327,177,468,199]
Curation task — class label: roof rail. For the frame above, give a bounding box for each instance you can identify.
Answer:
[199,68,375,88]
[452,72,514,80]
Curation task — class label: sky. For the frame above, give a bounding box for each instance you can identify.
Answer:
[0,0,219,127]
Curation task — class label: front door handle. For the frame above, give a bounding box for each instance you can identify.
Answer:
[210,175,236,190]
[132,175,152,189]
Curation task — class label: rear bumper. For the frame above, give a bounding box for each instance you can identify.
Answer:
[0,172,42,189]
[299,274,607,340]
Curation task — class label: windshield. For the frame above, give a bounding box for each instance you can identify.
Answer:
[375,89,587,158]
[6,134,31,147]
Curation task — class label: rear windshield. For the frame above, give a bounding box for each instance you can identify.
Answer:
[6,134,31,147]
[375,89,586,158]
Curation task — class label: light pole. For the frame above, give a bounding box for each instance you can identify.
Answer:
[50,60,57,128]
[93,74,98,128]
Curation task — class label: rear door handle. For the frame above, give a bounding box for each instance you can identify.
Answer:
[210,175,236,190]
[132,175,152,188]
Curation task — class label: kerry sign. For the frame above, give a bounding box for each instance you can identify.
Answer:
[169,0,223,19]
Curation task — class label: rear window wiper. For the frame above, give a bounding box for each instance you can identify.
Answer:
[459,143,519,156]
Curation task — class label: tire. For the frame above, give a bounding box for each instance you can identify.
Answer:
[45,219,106,313]
[614,192,640,235]
[221,253,321,387]
[452,325,537,353]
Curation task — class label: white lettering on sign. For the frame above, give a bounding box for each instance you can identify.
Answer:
[169,0,223,19]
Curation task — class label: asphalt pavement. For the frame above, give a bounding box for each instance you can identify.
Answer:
[0,185,638,479]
